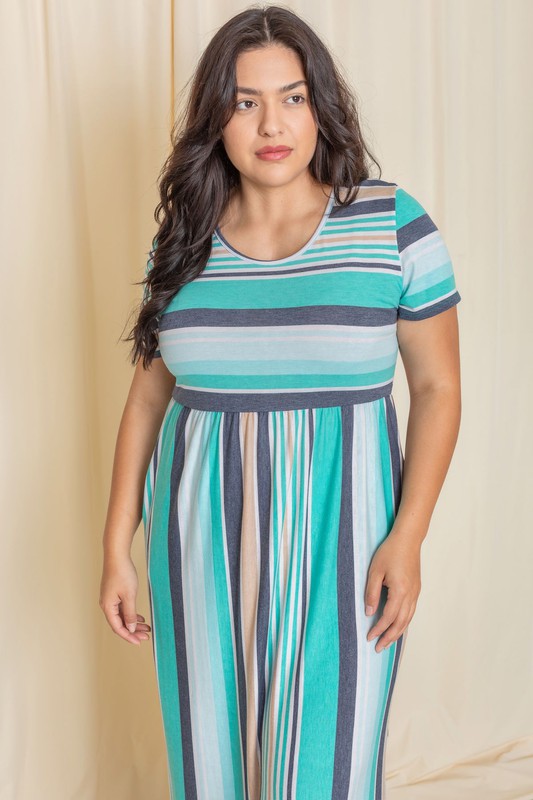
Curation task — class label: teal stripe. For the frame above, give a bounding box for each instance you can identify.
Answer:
[208,411,245,798]
[296,407,342,797]
[395,188,426,228]
[175,368,395,390]
[401,275,457,308]
[147,401,186,799]
[168,271,401,310]
[196,415,239,797]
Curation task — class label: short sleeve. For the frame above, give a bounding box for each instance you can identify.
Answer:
[143,240,161,358]
[395,187,462,320]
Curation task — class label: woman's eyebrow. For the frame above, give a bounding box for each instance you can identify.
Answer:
[235,80,308,96]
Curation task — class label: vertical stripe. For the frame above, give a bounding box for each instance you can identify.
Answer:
[240,411,262,799]
[255,411,271,761]
[210,414,244,797]
[145,399,185,798]
[296,407,343,798]
[222,411,248,797]
[167,406,196,799]
[332,404,357,797]
[146,396,409,799]
[286,408,313,798]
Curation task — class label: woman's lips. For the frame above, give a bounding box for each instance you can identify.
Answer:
[256,148,292,161]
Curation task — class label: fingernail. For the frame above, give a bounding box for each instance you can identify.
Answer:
[127,623,136,633]
[365,605,374,615]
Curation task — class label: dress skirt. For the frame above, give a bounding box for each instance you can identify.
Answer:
[142,390,407,800]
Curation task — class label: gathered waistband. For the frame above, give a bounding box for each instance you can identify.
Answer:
[171,383,394,412]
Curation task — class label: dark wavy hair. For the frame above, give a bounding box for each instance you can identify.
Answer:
[124,3,382,368]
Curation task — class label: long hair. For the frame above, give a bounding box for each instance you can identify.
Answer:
[125,4,382,368]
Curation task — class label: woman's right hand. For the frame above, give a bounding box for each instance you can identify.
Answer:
[99,554,152,646]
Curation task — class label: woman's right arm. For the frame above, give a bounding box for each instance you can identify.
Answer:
[99,357,175,646]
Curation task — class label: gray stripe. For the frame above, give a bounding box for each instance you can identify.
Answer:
[199,259,401,279]
[384,395,403,512]
[332,404,357,798]
[396,211,437,252]
[221,411,250,797]
[359,178,397,189]
[159,305,398,331]
[331,194,395,220]
[172,384,393,412]
[167,406,198,798]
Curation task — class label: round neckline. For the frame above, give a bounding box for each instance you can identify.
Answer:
[214,187,336,264]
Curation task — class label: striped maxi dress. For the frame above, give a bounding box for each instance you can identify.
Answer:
[141,178,461,799]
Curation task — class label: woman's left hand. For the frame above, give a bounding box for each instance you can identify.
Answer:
[364,528,422,653]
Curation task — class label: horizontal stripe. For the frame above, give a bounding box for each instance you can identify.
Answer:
[159,305,399,328]
[166,356,396,376]
[140,179,461,408]
[171,383,394,411]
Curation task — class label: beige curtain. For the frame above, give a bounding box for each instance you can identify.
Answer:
[2,1,532,798]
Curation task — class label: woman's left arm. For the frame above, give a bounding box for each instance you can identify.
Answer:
[365,305,461,652]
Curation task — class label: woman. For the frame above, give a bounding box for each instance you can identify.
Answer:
[100,6,461,799]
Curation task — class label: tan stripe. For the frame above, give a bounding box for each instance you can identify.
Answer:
[353,184,396,199]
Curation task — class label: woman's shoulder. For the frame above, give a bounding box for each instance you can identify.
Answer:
[333,178,398,209]
[335,179,438,224]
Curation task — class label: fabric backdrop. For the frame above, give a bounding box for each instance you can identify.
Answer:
[2,1,532,798]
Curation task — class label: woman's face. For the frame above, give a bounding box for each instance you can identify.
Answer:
[221,44,319,189]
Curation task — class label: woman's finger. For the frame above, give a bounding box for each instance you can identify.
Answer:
[365,571,385,616]
[374,603,413,652]
[367,590,404,643]
[121,594,139,633]
[103,600,144,645]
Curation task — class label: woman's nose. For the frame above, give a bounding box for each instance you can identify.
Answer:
[257,103,284,136]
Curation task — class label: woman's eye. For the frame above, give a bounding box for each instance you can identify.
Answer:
[235,95,306,111]
[236,100,256,110]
